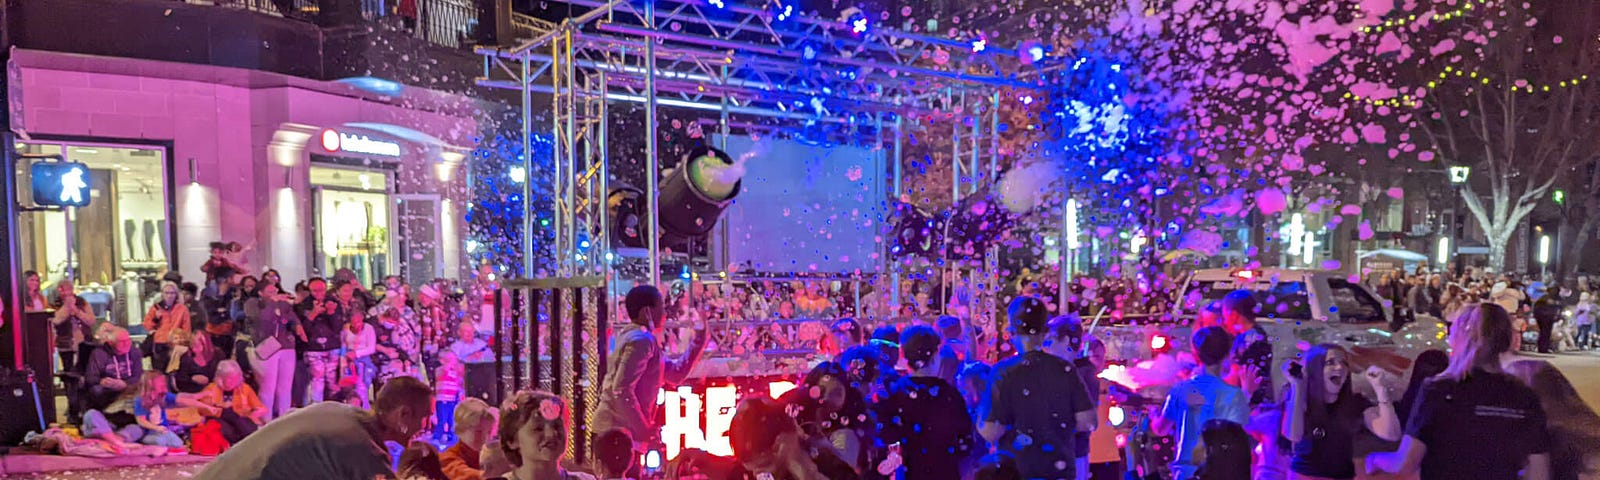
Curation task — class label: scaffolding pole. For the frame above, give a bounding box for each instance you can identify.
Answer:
[644,0,661,288]
[521,54,534,278]
[969,92,980,195]
[891,108,904,312]
[598,69,611,286]
[551,35,567,275]
[562,28,579,276]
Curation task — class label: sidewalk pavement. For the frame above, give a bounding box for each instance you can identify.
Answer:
[0,450,210,478]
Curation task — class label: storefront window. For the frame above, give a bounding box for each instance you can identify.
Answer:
[13,141,171,329]
[311,165,393,286]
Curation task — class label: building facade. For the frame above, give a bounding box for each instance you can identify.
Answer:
[6,48,476,330]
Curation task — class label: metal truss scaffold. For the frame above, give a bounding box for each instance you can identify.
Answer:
[476,0,1032,312]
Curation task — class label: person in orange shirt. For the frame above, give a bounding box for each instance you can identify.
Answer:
[1083,338,1124,480]
[144,282,192,370]
[196,360,266,444]
[441,397,497,480]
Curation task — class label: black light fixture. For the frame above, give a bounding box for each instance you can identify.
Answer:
[888,201,945,259]
[946,187,1016,259]
[658,146,742,239]
[606,186,648,249]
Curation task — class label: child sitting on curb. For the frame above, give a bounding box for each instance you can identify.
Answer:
[81,371,198,454]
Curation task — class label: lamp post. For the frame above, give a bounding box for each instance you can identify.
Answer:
[1539,233,1552,280]
[1448,165,1471,278]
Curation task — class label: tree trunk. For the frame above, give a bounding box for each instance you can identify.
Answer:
[1488,237,1509,273]
[1565,214,1598,281]
[1461,183,1546,276]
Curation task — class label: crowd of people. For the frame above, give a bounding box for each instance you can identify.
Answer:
[33,241,501,458]
[24,248,1600,480]
[1370,268,1599,353]
[642,287,1600,480]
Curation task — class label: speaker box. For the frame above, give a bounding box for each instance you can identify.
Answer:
[0,368,46,446]
[19,311,56,423]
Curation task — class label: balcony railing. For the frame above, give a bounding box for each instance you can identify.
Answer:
[181,0,483,49]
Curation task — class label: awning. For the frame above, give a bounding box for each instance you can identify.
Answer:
[1357,249,1429,262]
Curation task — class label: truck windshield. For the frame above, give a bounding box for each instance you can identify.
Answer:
[1328,278,1387,324]
[1186,279,1313,320]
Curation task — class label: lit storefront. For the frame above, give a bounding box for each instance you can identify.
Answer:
[297,126,468,287]
[10,140,173,327]
[5,49,476,310]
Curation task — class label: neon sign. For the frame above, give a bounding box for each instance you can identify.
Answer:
[657,381,797,459]
[320,129,402,157]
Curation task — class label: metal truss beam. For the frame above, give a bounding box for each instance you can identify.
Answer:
[478,0,1030,288]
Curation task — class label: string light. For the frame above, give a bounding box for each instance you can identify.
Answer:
[1361,0,1488,35]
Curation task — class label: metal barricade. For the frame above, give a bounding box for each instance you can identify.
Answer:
[493,276,609,461]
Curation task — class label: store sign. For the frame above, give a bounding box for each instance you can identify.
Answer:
[320,129,402,157]
[30,160,92,207]
[658,381,797,460]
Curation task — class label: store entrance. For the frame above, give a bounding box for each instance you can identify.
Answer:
[310,164,394,287]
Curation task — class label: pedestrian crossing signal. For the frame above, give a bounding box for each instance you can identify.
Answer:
[29,158,93,208]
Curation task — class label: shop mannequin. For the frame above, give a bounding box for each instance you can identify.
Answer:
[124,219,139,261]
[143,220,159,261]
[156,220,169,261]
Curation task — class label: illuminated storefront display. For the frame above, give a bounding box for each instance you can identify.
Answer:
[10,141,174,331]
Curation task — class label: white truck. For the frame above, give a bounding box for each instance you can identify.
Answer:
[1095,267,1449,398]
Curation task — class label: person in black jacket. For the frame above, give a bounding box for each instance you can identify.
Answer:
[83,327,144,411]
[181,282,208,332]
[168,330,221,394]
[296,278,346,403]
[875,325,977,480]
[1534,291,1564,353]
[1045,315,1099,479]
[1366,303,1552,480]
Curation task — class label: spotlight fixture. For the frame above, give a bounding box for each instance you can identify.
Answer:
[945,187,1016,258]
[769,0,795,22]
[658,146,743,239]
[607,186,648,248]
[1018,40,1046,65]
[838,7,868,34]
[888,201,945,259]
[606,146,745,254]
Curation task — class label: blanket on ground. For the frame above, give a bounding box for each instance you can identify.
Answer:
[21,428,171,458]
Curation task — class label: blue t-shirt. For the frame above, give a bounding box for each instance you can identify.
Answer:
[450,339,493,364]
[1160,373,1249,480]
[134,393,179,426]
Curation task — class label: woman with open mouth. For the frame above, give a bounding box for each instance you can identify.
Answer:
[1283,344,1403,480]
